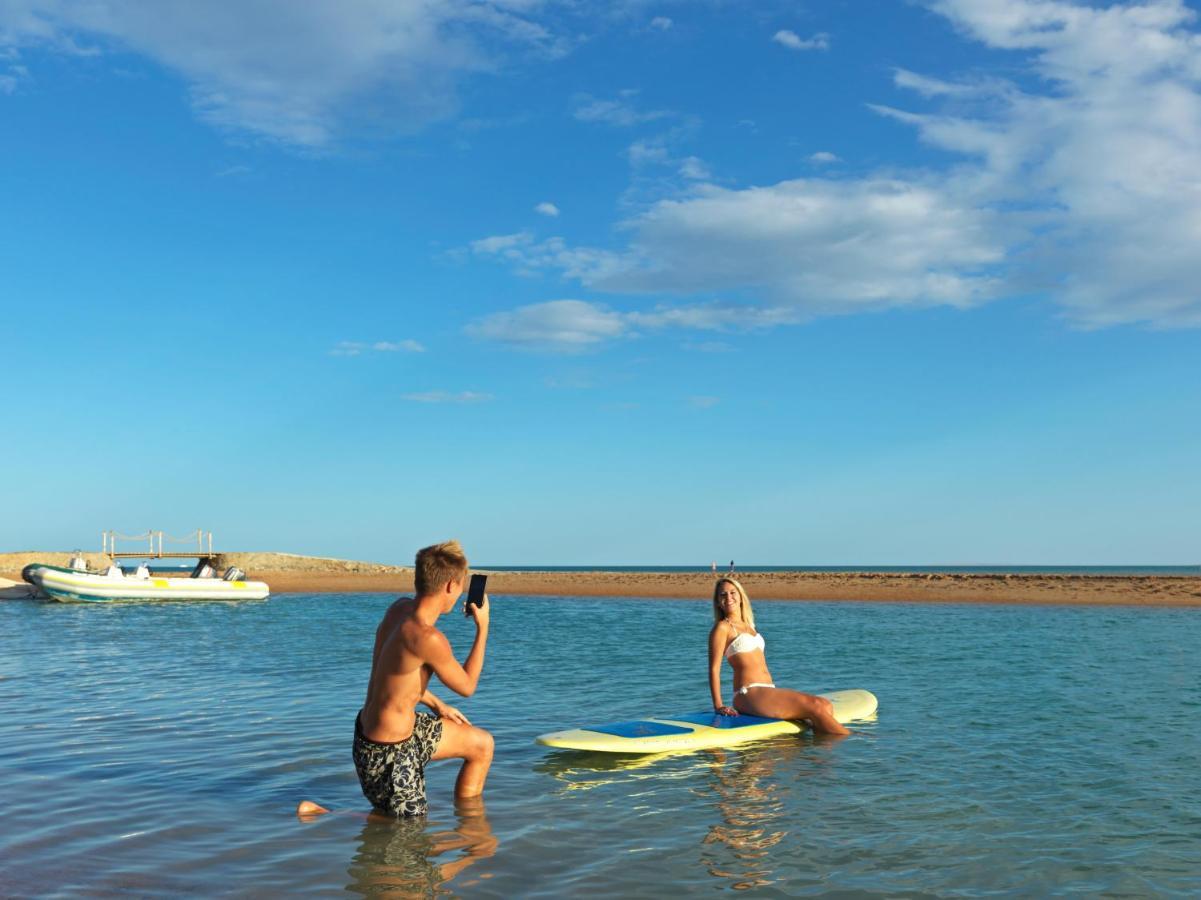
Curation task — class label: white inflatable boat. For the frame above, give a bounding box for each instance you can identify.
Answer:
[22,559,269,603]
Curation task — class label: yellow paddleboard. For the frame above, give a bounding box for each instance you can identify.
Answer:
[536,689,877,754]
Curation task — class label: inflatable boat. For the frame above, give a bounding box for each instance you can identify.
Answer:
[22,559,269,603]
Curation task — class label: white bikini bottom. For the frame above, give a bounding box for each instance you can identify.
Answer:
[736,682,775,696]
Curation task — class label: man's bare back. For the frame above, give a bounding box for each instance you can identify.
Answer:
[360,597,437,743]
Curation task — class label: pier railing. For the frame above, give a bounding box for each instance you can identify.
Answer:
[103,530,214,559]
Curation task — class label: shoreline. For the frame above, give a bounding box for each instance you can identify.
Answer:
[261,569,1201,607]
[4,551,1199,607]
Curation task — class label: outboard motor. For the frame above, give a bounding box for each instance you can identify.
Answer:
[135,563,151,579]
[193,563,215,579]
[223,567,246,582]
[105,564,124,578]
[69,552,87,572]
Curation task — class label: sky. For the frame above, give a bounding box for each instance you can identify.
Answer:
[2,0,1199,565]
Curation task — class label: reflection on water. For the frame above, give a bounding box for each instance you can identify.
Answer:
[694,735,850,892]
[345,800,498,897]
[533,747,711,793]
[695,742,792,891]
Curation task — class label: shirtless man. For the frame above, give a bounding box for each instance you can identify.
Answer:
[297,540,493,818]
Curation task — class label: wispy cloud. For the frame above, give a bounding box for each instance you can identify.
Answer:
[466,300,626,351]
[473,178,1007,314]
[772,30,829,51]
[0,1,562,147]
[535,201,560,217]
[374,340,425,353]
[572,92,672,127]
[332,339,424,356]
[466,299,799,352]
[473,0,1201,330]
[678,156,711,180]
[650,17,672,31]
[688,395,720,409]
[402,390,492,404]
[808,151,840,164]
[0,48,29,94]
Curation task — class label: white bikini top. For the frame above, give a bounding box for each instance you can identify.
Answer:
[725,629,765,659]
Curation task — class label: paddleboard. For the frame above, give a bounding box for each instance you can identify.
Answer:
[536,689,877,754]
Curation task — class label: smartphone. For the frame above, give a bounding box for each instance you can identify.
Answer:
[465,573,487,615]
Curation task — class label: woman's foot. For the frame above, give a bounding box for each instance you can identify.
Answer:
[296,800,330,817]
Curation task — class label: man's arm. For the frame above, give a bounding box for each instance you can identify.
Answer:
[420,688,445,713]
[423,595,490,697]
[420,688,471,725]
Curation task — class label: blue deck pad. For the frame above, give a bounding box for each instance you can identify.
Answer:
[585,720,696,738]
[664,711,783,729]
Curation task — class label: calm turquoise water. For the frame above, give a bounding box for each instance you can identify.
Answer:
[3,594,1199,896]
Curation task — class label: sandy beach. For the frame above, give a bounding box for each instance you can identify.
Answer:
[255,568,1201,607]
[6,551,1198,607]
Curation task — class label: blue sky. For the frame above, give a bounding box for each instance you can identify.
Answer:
[2,0,1199,565]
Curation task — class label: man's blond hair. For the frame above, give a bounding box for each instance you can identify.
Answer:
[414,540,469,596]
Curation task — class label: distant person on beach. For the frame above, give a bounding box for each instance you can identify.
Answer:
[298,539,493,818]
[708,577,849,735]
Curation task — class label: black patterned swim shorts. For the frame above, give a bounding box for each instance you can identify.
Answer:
[353,711,444,817]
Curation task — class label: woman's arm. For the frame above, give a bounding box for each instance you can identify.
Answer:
[709,624,736,715]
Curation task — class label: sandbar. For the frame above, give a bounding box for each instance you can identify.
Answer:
[3,551,1198,607]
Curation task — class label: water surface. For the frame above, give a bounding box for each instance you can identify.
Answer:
[2,594,1199,896]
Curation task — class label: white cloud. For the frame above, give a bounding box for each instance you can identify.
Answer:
[0,0,560,147]
[470,231,534,255]
[332,339,424,356]
[402,390,492,403]
[466,299,627,350]
[911,0,1201,327]
[572,92,672,127]
[374,340,425,353]
[0,49,28,93]
[475,178,1007,313]
[650,16,673,31]
[466,298,801,351]
[535,201,560,217]
[808,151,840,164]
[474,0,1201,330]
[470,233,627,282]
[678,156,710,180]
[772,30,829,51]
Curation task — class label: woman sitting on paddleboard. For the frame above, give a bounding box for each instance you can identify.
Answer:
[709,577,849,735]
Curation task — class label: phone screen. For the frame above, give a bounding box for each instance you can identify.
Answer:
[466,573,487,613]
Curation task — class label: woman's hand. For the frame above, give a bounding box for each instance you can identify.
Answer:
[439,704,472,726]
[714,705,738,717]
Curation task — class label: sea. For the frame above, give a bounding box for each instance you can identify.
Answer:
[2,592,1199,897]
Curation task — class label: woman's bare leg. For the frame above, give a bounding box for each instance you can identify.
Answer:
[736,688,851,735]
[296,800,331,817]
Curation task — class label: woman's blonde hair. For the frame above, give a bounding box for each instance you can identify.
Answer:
[712,577,754,628]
